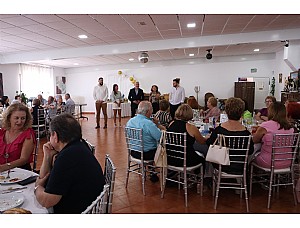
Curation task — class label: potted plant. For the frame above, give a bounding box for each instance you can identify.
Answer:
[270,77,275,96]
[16,91,29,104]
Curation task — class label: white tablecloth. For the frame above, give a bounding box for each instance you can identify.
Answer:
[100,102,131,118]
[0,168,48,214]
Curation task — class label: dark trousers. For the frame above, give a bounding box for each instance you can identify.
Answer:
[131,149,156,160]
[131,103,138,118]
[152,102,159,114]
[170,103,181,120]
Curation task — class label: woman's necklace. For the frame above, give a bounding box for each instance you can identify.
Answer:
[5,130,22,144]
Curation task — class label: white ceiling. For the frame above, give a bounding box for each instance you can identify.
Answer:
[0,14,300,68]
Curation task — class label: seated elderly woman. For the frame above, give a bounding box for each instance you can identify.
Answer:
[55,95,65,115]
[0,103,36,172]
[0,95,10,107]
[154,99,172,128]
[255,95,276,122]
[201,96,221,121]
[31,98,44,125]
[167,104,206,167]
[45,96,57,120]
[187,96,200,110]
[206,97,253,174]
[252,102,294,169]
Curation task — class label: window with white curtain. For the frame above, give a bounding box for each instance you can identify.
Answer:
[20,64,54,99]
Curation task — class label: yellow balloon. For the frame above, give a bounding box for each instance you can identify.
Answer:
[129,76,134,81]
[118,70,122,75]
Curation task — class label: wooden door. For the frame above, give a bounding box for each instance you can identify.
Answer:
[234,82,255,113]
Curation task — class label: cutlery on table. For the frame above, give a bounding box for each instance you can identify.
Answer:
[0,186,27,194]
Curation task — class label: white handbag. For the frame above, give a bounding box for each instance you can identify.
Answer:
[206,134,230,166]
[154,130,168,168]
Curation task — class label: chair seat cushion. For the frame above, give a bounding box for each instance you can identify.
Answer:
[213,168,243,178]
[168,163,202,172]
[252,162,291,173]
[130,156,153,164]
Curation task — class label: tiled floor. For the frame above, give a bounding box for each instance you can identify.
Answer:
[37,114,300,213]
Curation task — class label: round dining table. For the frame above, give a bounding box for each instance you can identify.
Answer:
[0,168,49,214]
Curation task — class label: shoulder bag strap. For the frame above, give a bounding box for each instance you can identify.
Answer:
[160,130,166,144]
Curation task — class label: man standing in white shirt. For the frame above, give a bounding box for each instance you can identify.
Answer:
[169,78,185,119]
[93,77,108,129]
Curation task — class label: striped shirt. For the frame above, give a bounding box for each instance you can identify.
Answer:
[154,110,172,128]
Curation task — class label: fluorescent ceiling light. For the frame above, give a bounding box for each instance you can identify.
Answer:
[253,49,260,52]
[187,23,196,28]
[189,53,195,57]
[73,63,79,65]
[129,58,134,61]
[78,34,88,39]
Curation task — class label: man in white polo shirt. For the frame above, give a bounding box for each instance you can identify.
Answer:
[169,78,185,119]
[93,77,108,129]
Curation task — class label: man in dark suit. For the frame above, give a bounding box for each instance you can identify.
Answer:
[128,81,144,117]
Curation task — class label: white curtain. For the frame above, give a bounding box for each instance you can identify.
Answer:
[20,64,54,99]
[103,74,133,100]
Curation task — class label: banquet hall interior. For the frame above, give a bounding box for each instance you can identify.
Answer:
[1,11,300,214]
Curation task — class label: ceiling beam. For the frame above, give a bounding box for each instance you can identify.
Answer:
[1,28,300,64]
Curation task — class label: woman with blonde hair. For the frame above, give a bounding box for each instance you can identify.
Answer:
[167,104,206,167]
[0,103,36,172]
[201,96,221,121]
[206,97,253,174]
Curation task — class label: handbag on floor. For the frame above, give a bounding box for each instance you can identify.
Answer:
[206,134,230,166]
[154,130,167,167]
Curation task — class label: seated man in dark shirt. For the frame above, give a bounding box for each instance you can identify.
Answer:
[34,113,105,213]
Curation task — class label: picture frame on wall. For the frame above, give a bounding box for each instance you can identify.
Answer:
[56,76,66,94]
[290,71,298,80]
[279,73,283,83]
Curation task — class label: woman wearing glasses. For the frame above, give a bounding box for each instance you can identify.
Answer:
[255,96,276,122]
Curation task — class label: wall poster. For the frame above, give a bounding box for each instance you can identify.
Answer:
[56,76,66,94]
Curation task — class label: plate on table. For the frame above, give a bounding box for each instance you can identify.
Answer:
[0,193,25,212]
[0,170,32,185]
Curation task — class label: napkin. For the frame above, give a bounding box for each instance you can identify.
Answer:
[18,176,38,186]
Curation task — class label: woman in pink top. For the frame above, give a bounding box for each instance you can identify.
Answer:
[253,102,294,169]
[0,103,36,172]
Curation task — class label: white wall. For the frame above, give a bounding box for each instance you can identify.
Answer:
[65,57,276,112]
[0,64,20,102]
